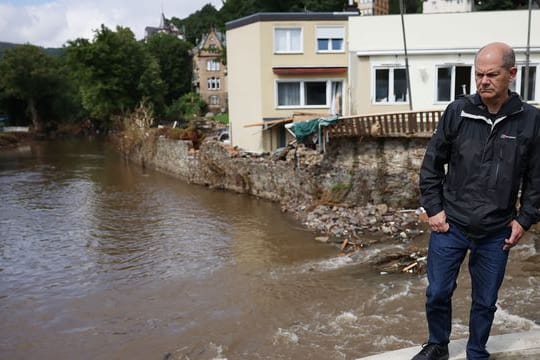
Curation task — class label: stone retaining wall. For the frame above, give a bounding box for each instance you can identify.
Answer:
[124,136,429,210]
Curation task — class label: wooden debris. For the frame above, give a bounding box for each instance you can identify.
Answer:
[402,262,418,272]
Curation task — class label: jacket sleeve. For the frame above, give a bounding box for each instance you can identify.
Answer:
[516,110,540,230]
[419,104,455,217]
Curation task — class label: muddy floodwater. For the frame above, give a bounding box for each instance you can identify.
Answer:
[1,140,539,360]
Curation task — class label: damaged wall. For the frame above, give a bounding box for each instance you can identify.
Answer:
[124,136,429,209]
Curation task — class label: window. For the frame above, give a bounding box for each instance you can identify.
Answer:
[436,65,471,102]
[374,67,408,103]
[276,80,343,108]
[274,27,302,53]
[207,77,221,90]
[207,60,220,71]
[316,26,344,52]
[510,65,537,101]
[209,95,220,105]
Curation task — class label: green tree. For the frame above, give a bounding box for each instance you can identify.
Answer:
[0,44,65,131]
[144,33,192,106]
[66,25,159,128]
[137,56,167,120]
[474,0,518,10]
[171,4,223,46]
[166,92,207,121]
[248,0,345,11]
[301,0,348,11]
[389,0,422,13]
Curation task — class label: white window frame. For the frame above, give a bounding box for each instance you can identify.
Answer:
[511,64,538,102]
[274,27,303,54]
[275,79,343,109]
[316,26,345,53]
[207,77,221,90]
[209,95,220,105]
[372,66,409,104]
[435,64,473,104]
[206,59,220,72]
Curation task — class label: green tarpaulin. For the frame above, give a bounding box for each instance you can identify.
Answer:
[286,115,339,143]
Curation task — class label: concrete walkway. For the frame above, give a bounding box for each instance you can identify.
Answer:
[357,330,540,359]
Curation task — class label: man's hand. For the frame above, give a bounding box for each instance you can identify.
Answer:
[504,220,524,250]
[428,210,450,233]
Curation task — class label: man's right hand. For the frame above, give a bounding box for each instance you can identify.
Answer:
[429,210,450,233]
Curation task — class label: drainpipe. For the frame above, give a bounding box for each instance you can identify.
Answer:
[523,0,532,101]
[400,0,413,111]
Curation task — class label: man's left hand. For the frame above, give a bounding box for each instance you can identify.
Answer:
[504,220,524,250]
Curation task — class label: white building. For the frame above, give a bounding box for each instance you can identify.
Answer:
[348,9,540,115]
[423,0,473,14]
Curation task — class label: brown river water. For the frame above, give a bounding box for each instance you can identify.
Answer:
[0,140,539,360]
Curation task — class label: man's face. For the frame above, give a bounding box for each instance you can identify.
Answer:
[475,51,517,104]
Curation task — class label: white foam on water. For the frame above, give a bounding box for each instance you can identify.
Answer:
[335,311,358,325]
[297,245,401,274]
[371,334,416,348]
[377,281,414,305]
[494,304,540,331]
[274,328,300,344]
[528,276,540,287]
[451,322,470,339]
[300,255,354,272]
[512,242,537,258]
[327,311,360,336]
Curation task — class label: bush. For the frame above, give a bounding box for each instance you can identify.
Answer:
[212,113,229,124]
[166,92,207,121]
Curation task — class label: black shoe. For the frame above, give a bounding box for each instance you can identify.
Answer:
[411,343,449,360]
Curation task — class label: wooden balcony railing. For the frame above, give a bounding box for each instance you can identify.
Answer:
[326,110,443,138]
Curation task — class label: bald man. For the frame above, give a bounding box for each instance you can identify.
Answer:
[414,42,540,360]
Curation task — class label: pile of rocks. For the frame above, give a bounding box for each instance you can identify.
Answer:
[283,200,427,244]
[281,199,431,274]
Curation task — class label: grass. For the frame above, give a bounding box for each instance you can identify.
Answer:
[212,113,229,124]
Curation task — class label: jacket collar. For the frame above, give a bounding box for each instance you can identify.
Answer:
[461,92,523,128]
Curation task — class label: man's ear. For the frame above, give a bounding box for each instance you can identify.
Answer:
[509,66,518,80]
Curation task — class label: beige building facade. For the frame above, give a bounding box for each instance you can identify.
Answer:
[227,10,539,153]
[226,13,354,153]
[193,29,228,113]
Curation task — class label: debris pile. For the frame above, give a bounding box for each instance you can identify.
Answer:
[284,201,427,242]
[282,200,430,274]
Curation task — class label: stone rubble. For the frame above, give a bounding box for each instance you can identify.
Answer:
[280,197,430,274]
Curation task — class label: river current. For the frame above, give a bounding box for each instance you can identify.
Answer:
[0,140,538,360]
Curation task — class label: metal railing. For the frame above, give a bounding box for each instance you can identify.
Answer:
[326,110,443,138]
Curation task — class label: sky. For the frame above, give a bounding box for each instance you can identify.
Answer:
[0,0,223,48]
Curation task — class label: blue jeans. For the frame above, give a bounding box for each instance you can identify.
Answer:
[425,224,510,359]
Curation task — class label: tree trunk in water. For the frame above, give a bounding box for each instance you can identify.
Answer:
[28,98,42,132]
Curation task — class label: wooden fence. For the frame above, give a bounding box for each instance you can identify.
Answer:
[326,110,443,139]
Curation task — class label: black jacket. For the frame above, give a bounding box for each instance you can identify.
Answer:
[420,92,540,239]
